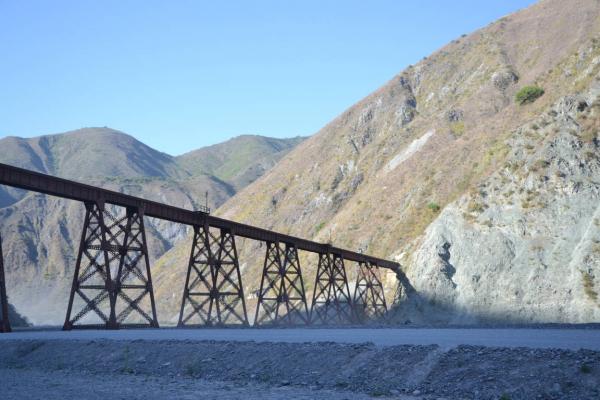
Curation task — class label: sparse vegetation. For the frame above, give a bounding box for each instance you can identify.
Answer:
[531,159,550,172]
[315,222,326,233]
[467,200,485,214]
[579,112,599,143]
[582,271,598,302]
[450,121,465,137]
[330,169,344,190]
[515,85,545,105]
[334,380,349,388]
[427,202,441,212]
[580,363,592,374]
[521,200,532,209]
[368,388,390,397]
[185,361,204,376]
[121,346,134,374]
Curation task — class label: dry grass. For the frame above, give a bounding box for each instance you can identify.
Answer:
[582,271,599,302]
[450,121,465,137]
[579,113,600,144]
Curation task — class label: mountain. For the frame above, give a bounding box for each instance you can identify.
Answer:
[150,0,600,325]
[177,135,306,191]
[0,127,183,179]
[0,128,304,324]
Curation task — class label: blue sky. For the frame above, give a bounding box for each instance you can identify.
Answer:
[0,0,536,155]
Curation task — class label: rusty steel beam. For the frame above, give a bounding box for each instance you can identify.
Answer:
[0,233,11,332]
[0,162,399,270]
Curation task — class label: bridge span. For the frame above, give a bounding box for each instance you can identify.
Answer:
[0,162,401,332]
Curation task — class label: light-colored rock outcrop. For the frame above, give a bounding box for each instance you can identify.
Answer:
[399,80,600,324]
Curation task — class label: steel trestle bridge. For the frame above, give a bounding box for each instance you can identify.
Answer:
[0,162,401,332]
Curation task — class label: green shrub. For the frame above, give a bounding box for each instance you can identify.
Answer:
[515,86,545,105]
[450,121,465,136]
[315,222,326,233]
[580,363,592,374]
[427,202,441,212]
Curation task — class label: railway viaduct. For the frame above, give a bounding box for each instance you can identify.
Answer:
[0,163,401,332]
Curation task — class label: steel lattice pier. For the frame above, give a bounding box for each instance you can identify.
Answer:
[178,223,249,327]
[353,261,388,321]
[63,201,159,330]
[310,253,355,324]
[254,241,309,326]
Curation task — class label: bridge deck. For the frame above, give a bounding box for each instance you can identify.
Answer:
[0,162,399,270]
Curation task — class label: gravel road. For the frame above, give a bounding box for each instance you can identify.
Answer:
[2,327,600,350]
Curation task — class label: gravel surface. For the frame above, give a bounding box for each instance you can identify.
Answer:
[3,327,600,350]
[0,368,412,400]
[1,339,599,399]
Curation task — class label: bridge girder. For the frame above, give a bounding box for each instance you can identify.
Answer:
[0,162,399,270]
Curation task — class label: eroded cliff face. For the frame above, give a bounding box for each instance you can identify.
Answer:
[399,81,600,324]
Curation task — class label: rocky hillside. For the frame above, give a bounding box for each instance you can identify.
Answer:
[0,128,304,324]
[400,82,600,324]
[149,0,600,324]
